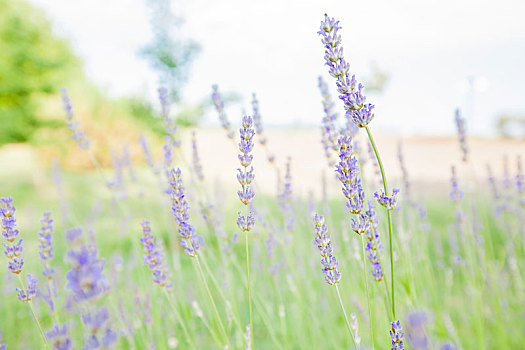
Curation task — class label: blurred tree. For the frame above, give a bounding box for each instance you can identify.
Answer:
[141,0,200,102]
[0,0,80,145]
[496,114,525,138]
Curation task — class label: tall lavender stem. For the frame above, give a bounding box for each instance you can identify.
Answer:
[318,13,399,320]
[237,115,256,348]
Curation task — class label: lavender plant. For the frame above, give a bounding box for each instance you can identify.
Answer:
[237,115,256,348]
[319,13,400,323]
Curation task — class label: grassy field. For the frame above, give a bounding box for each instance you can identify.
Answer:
[0,143,523,349]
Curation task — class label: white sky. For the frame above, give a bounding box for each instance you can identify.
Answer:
[28,0,525,136]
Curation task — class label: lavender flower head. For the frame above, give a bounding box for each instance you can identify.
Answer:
[449,166,463,203]
[335,136,365,214]
[251,93,267,145]
[454,109,468,162]
[1,196,24,274]
[65,230,107,303]
[140,221,171,288]
[312,214,342,285]
[60,88,90,149]
[237,115,256,233]
[390,320,405,350]
[168,169,201,257]
[138,134,156,172]
[47,324,72,350]
[364,202,384,281]
[0,330,5,350]
[192,131,205,182]
[16,274,38,302]
[318,76,339,164]
[39,212,55,278]
[374,188,400,210]
[158,87,181,148]
[318,14,375,128]
[212,84,235,139]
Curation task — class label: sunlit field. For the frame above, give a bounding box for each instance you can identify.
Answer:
[1,8,525,350]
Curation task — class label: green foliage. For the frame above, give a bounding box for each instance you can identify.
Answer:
[0,0,80,145]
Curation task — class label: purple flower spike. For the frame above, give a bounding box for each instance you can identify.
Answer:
[0,330,6,350]
[374,188,400,210]
[449,166,463,203]
[211,84,235,139]
[38,212,55,279]
[16,274,38,302]
[168,168,201,257]
[140,221,171,288]
[454,109,468,163]
[60,88,91,149]
[158,87,181,148]
[336,136,365,214]
[1,196,19,243]
[237,115,256,233]
[47,324,72,350]
[390,320,405,350]
[313,214,342,285]
[365,202,384,281]
[318,14,375,128]
[192,131,205,181]
[1,197,24,275]
[318,76,339,165]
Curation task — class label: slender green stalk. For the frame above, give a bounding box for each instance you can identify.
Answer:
[360,235,375,349]
[365,126,396,320]
[335,285,358,349]
[18,275,50,349]
[245,229,254,349]
[162,288,196,350]
[195,256,230,348]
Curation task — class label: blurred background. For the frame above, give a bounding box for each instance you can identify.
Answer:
[0,0,524,186]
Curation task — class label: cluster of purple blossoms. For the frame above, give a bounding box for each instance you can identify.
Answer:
[163,136,174,177]
[211,84,235,139]
[38,212,54,272]
[192,131,205,182]
[138,134,157,173]
[318,14,375,128]
[158,87,181,148]
[374,188,400,211]
[449,166,463,203]
[168,168,201,257]
[140,221,171,288]
[47,324,72,350]
[251,94,266,146]
[390,320,405,350]
[335,136,365,214]
[244,324,251,350]
[16,274,38,302]
[252,94,275,164]
[318,76,339,165]
[65,229,116,348]
[313,214,341,285]
[364,202,384,282]
[66,237,107,302]
[278,157,294,232]
[454,109,468,163]
[1,196,24,275]
[60,88,91,149]
[237,116,256,233]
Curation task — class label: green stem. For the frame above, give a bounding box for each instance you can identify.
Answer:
[365,126,396,320]
[162,288,196,350]
[195,257,230,348]
[245,230,254,349]
[335,285,358,349]
[360,235,375,349]
[18,275,50,348]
